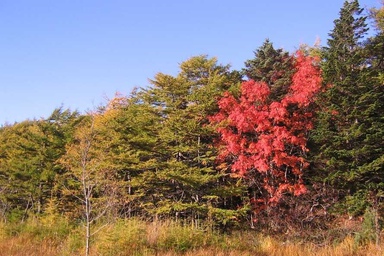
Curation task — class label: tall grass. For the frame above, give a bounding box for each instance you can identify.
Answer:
[0,218,382,256]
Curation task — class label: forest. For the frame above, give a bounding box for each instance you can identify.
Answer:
[0,1,383,255]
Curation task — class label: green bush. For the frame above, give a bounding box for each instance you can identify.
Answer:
[95,219,147,256]
[354,207,377,246]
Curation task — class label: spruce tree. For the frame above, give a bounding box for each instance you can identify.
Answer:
[312,0,384,216]
[244,39,295,101]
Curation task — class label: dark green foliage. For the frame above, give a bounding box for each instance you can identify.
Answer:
[311,0,384,216]
[322,0,368,85]
[244,39,295,101]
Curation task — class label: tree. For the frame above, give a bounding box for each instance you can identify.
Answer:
[312,0,384,220]
[0,108,79,221]
[368,1,384,83]
[370,1,384,32]
[321,0,368,85]
[0,121,41,221]
[135,55,247,227]
[59,113,122,256]
[211,51,321,225]
[244,39,295,101]
[95,92,161,218]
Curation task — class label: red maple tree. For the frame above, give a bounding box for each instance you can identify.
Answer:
[211,51,321,208]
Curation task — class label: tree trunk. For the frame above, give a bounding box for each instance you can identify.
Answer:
[85,195,90,256]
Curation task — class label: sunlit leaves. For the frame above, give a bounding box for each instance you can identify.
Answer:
[211,51,321,204]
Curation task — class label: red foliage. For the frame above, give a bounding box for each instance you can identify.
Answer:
[211,51,321,206]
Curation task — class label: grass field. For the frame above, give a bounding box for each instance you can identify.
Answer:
[0,218,382,256]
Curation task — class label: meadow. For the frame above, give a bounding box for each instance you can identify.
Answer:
[0,217,382,256]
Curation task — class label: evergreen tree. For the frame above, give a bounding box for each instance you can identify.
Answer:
[136,56,247,226]
[0,108,80,221]
[321,0,368,85]
[244,39,295,101]
[96,92,162,218]
[312,0,384,216]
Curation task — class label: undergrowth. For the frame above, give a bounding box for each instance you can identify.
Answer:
[0,217,382,256]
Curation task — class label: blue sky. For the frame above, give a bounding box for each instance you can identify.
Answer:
[0,0,381,125]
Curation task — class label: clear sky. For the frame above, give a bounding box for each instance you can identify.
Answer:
[0,0,381,125]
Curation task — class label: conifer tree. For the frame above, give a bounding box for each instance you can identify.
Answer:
[0,108,79,221]
[136,56,247,226]
[96,92,162,218]
[244,39,295,101]
[312,0,384,216]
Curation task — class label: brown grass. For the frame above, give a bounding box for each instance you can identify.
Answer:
[0,219,382,256]
[1,239,382,256]
[0,235,61,256]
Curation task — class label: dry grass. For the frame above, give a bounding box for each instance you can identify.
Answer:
[0,235,61,256]
[0,219,382,256]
